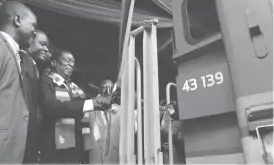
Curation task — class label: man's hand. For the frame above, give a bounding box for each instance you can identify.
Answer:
[92,94,113,110]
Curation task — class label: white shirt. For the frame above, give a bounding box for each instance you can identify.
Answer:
[0,31,21,72]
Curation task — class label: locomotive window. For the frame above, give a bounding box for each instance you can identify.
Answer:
[183,0,220,43]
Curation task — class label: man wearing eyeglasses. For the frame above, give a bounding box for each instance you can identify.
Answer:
[86,79,121,164]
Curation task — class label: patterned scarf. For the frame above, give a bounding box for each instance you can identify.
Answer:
[49,72,88,150]
[49,72,86,99]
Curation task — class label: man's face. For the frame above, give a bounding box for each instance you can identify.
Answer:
[99,80,113,95]
[28,32,49,62]
[55,52,75,79]
[17,13,37,49]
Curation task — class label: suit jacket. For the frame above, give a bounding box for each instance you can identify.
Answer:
[20,51,41,163]
[38,74,86,163]
[88,105,120,164]
[0,34,29,163]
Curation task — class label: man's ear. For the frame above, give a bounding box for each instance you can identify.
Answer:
[14,15,21,27]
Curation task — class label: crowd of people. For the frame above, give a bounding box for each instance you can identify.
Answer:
[0,1,117,164]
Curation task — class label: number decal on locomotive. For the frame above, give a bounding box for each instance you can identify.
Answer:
[182,72,224,92]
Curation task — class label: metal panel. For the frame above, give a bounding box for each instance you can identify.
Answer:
[216,0,273,163]
[216,0,273,98]
[176,41,236,119]
[183,112,244,164]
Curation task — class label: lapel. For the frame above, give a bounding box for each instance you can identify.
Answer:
[48,76,55,94]
[0,33,22,77]
[25,52,39,80]
[34,64,39,79]
[21,51,39,80]
[0,33,28,105]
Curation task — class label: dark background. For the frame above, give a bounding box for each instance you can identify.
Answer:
[26,2,177,101]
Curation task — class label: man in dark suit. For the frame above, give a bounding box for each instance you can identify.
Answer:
[39,50,113,164]
[19,30,50,163]
[0,1,37,163]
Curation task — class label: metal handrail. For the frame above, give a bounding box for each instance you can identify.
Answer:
[135,57,143,165]
[166,82,177,165]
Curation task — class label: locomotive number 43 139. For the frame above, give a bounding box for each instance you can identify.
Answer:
[182,71,224,92]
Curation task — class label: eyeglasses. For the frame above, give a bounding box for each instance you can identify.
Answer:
[99,85,113,95]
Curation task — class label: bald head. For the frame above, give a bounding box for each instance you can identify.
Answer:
[0,1,37,49]
[1,1,35,23]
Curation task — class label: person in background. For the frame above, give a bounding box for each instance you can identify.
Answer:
[87,79,121,164]
[0,1,37,163]
[38,50,113,164]
[19,30,50,163]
